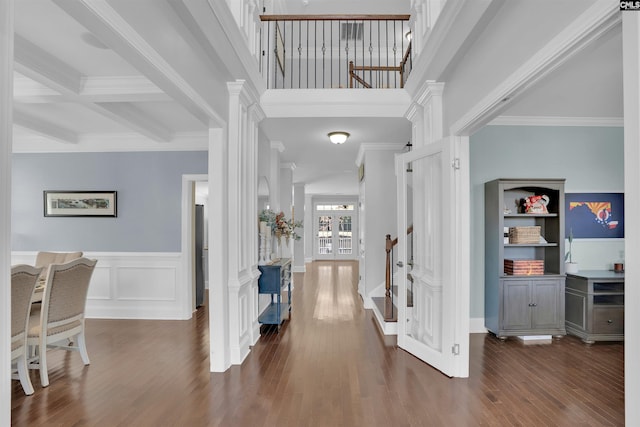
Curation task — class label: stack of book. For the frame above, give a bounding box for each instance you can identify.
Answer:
[504,259,544,275]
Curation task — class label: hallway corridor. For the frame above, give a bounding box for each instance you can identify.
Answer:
[12,261,623,426]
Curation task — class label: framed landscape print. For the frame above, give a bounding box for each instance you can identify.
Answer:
[565,192,624,239]
[44,191,117,217]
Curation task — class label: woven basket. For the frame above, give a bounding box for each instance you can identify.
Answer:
[508,226,541,244]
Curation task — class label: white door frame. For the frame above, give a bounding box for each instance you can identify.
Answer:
[312,199,358,260]
[181,174,208,318]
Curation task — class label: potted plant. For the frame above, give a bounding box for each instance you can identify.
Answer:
[565,228,578,274]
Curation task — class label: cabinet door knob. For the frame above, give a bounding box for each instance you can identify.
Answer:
[607,319,613,324]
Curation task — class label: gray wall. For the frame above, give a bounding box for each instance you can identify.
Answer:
[470,125,624,319]
[12,151,207,252]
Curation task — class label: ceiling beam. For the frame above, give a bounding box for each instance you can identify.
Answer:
[14,37,173,142]
[53,0,225,127]
[14,75,172,104]
[13,108,78,144]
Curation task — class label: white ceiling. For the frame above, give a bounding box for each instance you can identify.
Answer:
[11,1,623,195]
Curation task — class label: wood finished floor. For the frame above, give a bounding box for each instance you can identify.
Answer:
[12,260,624,426]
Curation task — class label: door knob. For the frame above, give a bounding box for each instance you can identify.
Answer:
[397,261,404,267]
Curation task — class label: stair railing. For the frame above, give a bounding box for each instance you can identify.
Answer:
[384,225,413,321]
[259,14,411,89]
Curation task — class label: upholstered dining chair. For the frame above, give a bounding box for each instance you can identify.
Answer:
[27,257,97,387]
[32,251,83,303]
[11,264,43,395]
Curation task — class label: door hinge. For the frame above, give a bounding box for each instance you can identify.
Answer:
[451,158,460,170]
[451,343,460,355]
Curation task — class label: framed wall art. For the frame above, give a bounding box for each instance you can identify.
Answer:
[565,192,624,239]
[44,191,117,217]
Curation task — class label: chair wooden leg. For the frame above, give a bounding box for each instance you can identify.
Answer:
[77,332,90,365]
[17,353,34,395]
[39,342,49,387]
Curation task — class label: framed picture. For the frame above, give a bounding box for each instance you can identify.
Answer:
[276,22,285,76]
[565,192,624,239]
[44,191,117,217]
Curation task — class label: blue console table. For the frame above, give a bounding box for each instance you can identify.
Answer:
[258,258,291,328]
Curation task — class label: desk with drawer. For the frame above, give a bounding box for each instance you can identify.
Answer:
[565,270,624,343]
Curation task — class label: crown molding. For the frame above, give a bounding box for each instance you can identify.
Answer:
[451,1,621,136]
[355,142,406,166]
[489,115,623,127]
[12,131,208,153]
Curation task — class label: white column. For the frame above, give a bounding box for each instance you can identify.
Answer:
[304,193,313,263]
[279,162,295,259]
[623,12,640,424]
[209,127,230,372]
[0,1,13,423]
[269,141,284,212]
[293,183,306,272]
[226,80,261,364]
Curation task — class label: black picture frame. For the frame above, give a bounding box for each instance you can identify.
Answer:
[44,191,117,217]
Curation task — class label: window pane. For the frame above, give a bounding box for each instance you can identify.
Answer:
[338,215,352,254]
[318,215,332,254]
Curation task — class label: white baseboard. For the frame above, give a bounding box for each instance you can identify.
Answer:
[292,265,306,273]
[470,317,488,333]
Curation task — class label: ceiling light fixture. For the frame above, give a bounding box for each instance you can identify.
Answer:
[328,131,350,145]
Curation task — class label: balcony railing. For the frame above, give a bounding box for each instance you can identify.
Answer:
[260,15,412,89]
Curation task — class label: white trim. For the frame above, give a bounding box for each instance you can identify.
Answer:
[355,142,406,167]
[490,115,624,127]
[13,132,208,153]
[54,0,224,127]
[13,108,78,144]
[451,1,621,136]
[292,265,306,273]
[623,12,640,424]
[0,1,13,423]
[182,174,209,317]
[12,251,187,320]
[261,89,411,118]
[469,317,487,334]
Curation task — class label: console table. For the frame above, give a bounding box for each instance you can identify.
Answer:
[565,270,624,343]
[258,258,291,328]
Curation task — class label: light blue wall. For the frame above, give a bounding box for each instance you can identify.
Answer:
[12,151,207,252]
[470,125,624,319]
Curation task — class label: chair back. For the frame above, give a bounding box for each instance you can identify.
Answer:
[11,265,42,347]
[41,258,97,334]
[35,251,83,281]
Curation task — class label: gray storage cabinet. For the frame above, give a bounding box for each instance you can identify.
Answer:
[565,271,624,343]
[484,178,566,338]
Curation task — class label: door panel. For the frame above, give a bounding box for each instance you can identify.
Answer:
[397,137,461,377]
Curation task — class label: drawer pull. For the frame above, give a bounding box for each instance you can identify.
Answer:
[607,319,613,324]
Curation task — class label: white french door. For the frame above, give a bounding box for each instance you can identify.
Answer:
[396,137,468,378]
[314,203,357,260]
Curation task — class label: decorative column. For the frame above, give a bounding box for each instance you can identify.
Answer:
[279,162,295,259]
[225,80,263,365]
[0,1,13,423]
[292,183,306,273]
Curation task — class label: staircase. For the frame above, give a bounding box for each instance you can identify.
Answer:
[370,226,414,335]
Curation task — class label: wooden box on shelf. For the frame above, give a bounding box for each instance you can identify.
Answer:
[508,226,541,244]
[504,259,544,275]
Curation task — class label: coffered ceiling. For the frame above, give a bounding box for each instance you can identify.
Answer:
[11,1,623,195]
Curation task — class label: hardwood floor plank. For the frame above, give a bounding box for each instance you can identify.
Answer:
[12,260,624,426]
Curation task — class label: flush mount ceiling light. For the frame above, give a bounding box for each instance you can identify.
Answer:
[328,131,350,145]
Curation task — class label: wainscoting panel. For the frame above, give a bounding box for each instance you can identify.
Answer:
[11,252,188,320]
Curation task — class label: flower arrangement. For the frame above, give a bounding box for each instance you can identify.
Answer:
[259,209,303,243]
